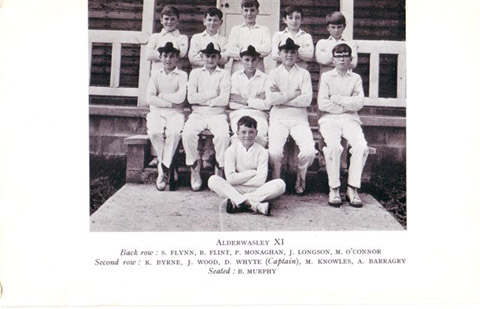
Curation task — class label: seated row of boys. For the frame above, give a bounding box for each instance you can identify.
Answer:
[146,2,357,81]
[146,37,369,215]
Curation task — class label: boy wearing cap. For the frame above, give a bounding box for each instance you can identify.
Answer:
[229,45,271,148]
[226,0,271,74]
[208,116,286,216]
[267,38,317,195]
[189,7,229,69]
[146,5,188,74]
[318,43,369,207]
[315,11,358,81]
[146,42,187,191]
[272,6,314,69]
[182,42,231,191]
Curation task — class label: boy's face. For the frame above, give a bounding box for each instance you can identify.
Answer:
[237,124,257,148]
[201,53,220,69]
[283,12,302,32]
[332,52,352,71]
[327,23,345,40]
[161,52,178,71]
[203,14,222,33]
[240,55,259,74]
[241,6,258,25]
[161,14,179,32]
[280,49,298,67]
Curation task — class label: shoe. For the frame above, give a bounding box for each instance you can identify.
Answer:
[346,186,363,208]
[328,187,342,207]
[215,166,225,178]
[190,163,202,191]
[255,202,270,216]
[295,170,306,195]
[224,199,248,214]
[155,164,168,191]
[148,157,159,167]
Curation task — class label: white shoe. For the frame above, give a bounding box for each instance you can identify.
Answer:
[255,202,270,216]
[156,164,168,191]
[328,187,342,207]
[190,163,202,191]
[346,186,363,207]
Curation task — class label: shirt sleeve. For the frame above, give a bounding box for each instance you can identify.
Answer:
[226,27,241,60]
[349,40,358,69]
[146,75,172,108]
[228,74,245,110]
[241,149,268,187]
[317,74,347,114]
[266,71,289,106]
[334,75,364,111]
[224,147,256,185]
[271,32,282,63]
[218,36,230,66]
[256,27,272,58]
[160,72,188,104]
[247,77,271,110]
[146,34,161,62]
[207,71,231,107]
[178,34,189,59]
[284,70,313,107]
[315,40,332,65]
[187,70,218,105]
[188,35,204,68]
[298,33,314,62]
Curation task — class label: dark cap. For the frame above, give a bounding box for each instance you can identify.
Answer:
[157,41,180,55]
[200,42,221,55]
[278,37,300,51]
[239,45,261,58]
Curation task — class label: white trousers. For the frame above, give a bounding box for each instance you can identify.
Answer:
[182,113,230,167]
[268,120,317,179]
[208,175,286,206]
[146,110,185,168]
[319,117,369,188]
[230,114,268,148]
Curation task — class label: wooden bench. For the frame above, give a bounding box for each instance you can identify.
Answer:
[124,127,376,190]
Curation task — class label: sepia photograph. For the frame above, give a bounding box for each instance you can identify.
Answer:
[88,0,407,232]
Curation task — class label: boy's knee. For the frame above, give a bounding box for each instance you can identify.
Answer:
[268,148,283,162]
[207,175,223,190]
[323,144,343,158]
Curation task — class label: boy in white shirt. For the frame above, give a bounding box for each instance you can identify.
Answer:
[229,45,271,148]
[146,42,187,191]
[318,43,369,207]
[267,38,317,195]
[182,42,231,191]
[272,6,314,69]
[188,7,229,69]
[315,11,358,81]
[226,0,271,74]
[146,5,188,74]
[208,116,286,215]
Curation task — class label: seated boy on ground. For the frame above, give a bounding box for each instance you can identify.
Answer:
[267,38,317,195]
[146,42,187,191]
[317,43,369,207]
[208,116,286,215]
[229,45,271,148]
[188,7,229,69]
[182,42,231,191]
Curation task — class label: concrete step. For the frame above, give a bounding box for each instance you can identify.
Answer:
[90,184,404,232]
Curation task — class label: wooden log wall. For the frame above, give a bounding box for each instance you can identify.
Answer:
[89,0,405,111]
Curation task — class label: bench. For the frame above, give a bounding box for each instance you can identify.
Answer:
[124,127,376,191]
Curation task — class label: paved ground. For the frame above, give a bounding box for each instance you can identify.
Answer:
[90,184,404,232]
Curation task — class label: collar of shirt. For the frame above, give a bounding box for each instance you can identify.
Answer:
[240,23,260,29]
[239,69,263,80]
[159,67,179,76]
[237,140,255,154]
[327,36,346,42]
[279,63,300,74]
[331,68,352,77]
[282,28,306,37]
[200,66,222,74]
[160,29,180,37]
[201,30,219,38]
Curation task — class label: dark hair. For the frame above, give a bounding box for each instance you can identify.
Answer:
[161,5,180,19]
[237,116,257,130]
[332,43,352,56]
[282,6,303,19]
[326,11,346,26]
[241,0,259,9]
[205,7,223,19]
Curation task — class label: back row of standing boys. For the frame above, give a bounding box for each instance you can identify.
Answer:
[145,0,369,215]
